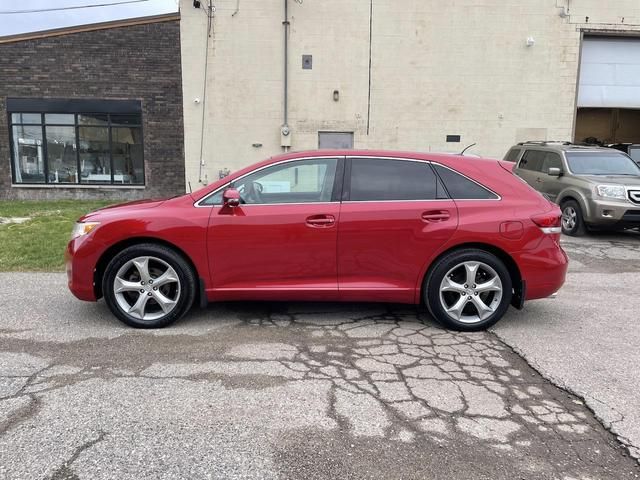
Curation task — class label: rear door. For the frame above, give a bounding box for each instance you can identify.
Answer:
[337,157,458,303]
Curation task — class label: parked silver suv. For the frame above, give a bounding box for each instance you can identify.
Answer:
[504,142,640,236]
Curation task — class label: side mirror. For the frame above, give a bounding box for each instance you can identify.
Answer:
[222,188,241,207]
[547,167,562,177]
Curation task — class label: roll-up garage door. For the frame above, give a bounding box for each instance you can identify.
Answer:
[578,36,640,108]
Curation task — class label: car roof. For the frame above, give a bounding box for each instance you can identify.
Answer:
[513,142,621,153]
[268,149,494,164]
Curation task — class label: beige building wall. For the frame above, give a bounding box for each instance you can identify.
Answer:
[180,0,640,189]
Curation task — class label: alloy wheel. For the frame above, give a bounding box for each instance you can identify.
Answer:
[438,261,503,324]
[113,256,181,321]
[562,206,577,231]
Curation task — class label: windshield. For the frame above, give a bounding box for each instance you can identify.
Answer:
[566,152,640,175]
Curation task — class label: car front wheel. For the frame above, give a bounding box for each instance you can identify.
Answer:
[424,249,512,331]
[561,200,586,236]
[102,243,197,328]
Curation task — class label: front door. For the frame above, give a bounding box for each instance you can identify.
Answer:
[206,157,343,301]
[337,157,458,303]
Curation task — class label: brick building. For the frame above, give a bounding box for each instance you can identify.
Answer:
[0,14,185,200]
[179,0,640,189]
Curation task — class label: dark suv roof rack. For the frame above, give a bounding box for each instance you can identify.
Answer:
[517,140,573,146]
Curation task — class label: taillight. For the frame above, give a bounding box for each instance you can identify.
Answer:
[531,212,561,234]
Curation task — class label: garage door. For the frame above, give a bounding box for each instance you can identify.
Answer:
[578,36,640,108]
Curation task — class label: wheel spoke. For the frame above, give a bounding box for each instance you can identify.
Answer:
[445,295,468,321]
[153,267,179,288]
[441,277,466,294]
[113,277,142,294]
[470,295,494,320]
[152,290,177,313]
[128,293,151,319]
[475,277,501,293]
[132,257,151,283]
[463,262,479,287]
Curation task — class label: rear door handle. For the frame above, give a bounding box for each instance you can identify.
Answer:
[536,177,543,183]
[306,214,335,228]
[422,210,450,222]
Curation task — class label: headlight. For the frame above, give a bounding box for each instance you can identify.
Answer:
[595,185,626,200]
[70,222,100,240]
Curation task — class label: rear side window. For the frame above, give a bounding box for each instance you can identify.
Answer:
[433,164,498,200]
[504,148,521,162]
[519,150,546,171]
[349,158,439,201]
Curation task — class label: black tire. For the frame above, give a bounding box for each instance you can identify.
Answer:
[102,243,197,328]
[424,249,512,331]
[560,200,586,237]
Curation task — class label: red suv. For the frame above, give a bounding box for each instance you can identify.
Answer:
[66,150,568,331]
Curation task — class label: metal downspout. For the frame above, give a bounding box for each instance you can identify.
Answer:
[283,0,289,152]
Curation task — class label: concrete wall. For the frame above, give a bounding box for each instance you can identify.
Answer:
[180,0,640,189]
[0,18,185,200]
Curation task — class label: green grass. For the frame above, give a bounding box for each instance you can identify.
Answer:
[0,200,114,271]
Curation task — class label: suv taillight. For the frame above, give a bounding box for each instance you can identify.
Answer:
[531,212,562,235]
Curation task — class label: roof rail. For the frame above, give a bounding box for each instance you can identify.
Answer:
[516,140,573,146]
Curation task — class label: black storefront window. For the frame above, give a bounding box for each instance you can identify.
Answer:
[8,98,144,186]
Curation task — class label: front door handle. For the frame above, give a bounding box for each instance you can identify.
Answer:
[536,177,543,183]
[306,214,336,228]
[422,210,450,222]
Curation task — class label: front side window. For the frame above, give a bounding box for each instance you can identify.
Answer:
[9,109,143,185]
[348,158,439,201]
[541,152,562,172]
[202,158,338,205]
[566,152,640,175]
[518,150,546,172]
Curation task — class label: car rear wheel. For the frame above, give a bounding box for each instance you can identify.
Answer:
[102,243,196,328]
[424,249,512,331]
[561,200,586,237]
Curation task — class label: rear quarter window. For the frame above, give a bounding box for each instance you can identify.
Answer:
[504,148,521,162]
[433,164,498,200]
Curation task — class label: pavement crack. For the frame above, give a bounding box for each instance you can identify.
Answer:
[48,431,107,480]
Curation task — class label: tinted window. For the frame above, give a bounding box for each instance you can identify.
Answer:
[541,152,562,172]
[566,152,640,175]
[628,146,640,165]
[202,158,338,205]
[519,150,546,172]
[349,158,437,201]
[504,148,521,162]
[433,164,498,200]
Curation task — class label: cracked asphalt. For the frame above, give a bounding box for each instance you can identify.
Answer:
[1,232,639,479]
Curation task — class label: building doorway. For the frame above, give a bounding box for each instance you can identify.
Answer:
[575,36,640,146]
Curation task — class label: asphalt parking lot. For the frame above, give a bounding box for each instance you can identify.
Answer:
[1,232,639,479]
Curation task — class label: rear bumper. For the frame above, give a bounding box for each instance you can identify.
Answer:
[65,238,98,302]
[515,236,569,301]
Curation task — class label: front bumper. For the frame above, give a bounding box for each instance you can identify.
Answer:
[65,238,99,302]
[585,198,640,228]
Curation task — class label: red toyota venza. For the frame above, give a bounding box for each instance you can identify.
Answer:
[66,150,568,331]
